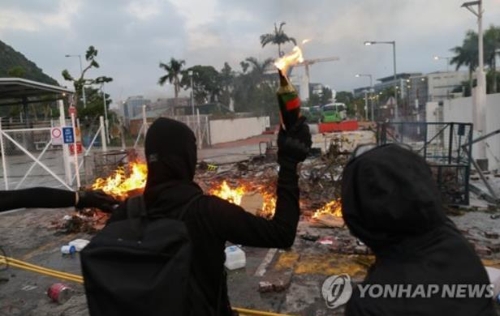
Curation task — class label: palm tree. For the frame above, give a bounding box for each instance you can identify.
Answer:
[260,22,297,57]
[450,30,478,93]
[158,58,186,100]
[484,25,500,93]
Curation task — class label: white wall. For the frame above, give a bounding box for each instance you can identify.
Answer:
[209,117,270,144]
[439,93,500,170]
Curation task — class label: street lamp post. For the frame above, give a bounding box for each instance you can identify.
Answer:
[65,54,87,108]
[101,83,110,144]
[433,56,452,72]
[188,70,194,116]
[364,41,398,121]
[462,0,487,164]
[355,74,374,121]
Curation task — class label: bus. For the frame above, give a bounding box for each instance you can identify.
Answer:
[321,103,347,123]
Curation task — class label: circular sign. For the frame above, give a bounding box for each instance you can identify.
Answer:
[51,128,62,138]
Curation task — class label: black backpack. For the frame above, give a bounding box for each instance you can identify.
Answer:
[80,194,208,316]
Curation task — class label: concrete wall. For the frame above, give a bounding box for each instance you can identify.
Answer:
[437,93,500,170]
[209,117,270,144]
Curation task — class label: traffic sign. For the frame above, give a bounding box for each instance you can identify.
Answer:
[51,127,63,145]
[69,142,83,155]
[62,127,74,144]
[69,106,77,116]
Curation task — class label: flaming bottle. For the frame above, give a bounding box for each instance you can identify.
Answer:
[276,69,301,131]
[275,45,304,131]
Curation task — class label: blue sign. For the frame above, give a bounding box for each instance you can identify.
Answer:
[62,127,74,144]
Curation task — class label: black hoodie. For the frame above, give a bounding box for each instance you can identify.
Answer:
[136,118,300,315]
[341,144,496,316]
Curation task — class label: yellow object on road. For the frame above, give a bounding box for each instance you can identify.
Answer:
[0,255,293,316]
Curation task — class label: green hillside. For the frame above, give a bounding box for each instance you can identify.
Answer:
[0,40,59,86]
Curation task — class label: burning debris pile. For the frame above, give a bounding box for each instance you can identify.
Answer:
[60,146,349,233]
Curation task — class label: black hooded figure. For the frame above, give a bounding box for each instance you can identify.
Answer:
[341,144,497,316]
[141,117,312,315]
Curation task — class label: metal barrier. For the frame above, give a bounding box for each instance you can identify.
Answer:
[0,122,71,190]
[377,122,473,205]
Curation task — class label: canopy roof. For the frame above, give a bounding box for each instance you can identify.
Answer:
[0,77,73,106]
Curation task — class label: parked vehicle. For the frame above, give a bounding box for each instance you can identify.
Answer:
[321,103,347,123]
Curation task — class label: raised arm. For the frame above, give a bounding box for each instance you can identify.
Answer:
[206,118,312,248]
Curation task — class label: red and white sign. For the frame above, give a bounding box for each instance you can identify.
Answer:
[69,106,77,116]
[69,142,83,155]
[69,127,83,155]
[51,127,63,145]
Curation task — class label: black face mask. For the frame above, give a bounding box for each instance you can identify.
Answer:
[144,117,197,191]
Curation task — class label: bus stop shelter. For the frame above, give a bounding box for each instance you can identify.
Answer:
[0,78,74,190]
[0,77,73,126]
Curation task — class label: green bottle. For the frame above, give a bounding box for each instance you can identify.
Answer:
[276,69,301,131]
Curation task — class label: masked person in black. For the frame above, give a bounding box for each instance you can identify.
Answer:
[341,144,496,316]
[0,188,118,213]
[138,117,311,315]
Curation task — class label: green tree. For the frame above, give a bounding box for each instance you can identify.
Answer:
[233,57,278,121]
[62,46,104,109]
[158,58,186,101]
[219,62,235,108]
[181,65,221,105]
[260,22,297,57]
[7,66,26,78]
[484,25,500,93]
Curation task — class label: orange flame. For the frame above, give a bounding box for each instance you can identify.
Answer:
[209,181,276,218]
[209,180,247,205]
[313,199,343,218]
[92,161,148,199]
[274,46,304,73]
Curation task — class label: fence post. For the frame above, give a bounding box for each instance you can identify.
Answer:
[71,113,81,188]
[100,116,107,152]
[0,119,8,190]
[58,100,72,186]
[142,104,148,139]
[196,109,202,149]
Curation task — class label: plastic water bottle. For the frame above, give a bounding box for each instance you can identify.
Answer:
[224,246,246,270]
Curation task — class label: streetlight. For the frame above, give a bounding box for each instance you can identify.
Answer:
[462,0,487,164]
[433,56,452,72]
[65,54,87,108]
[364,41,398,121]
[355,74,374,121]
[100,83,110,145]
[188,70,194,116]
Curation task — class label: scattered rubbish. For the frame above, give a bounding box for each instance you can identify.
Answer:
[60,245,76,255]
[225,246,246,270]
[69,239,90,251]
[300,233,320,242]
[485,232,499,239]
[47,283,73,304]
[21,284,37,291]
[258,281,274,293]
[317,236,334,245]
[257,280,288,293]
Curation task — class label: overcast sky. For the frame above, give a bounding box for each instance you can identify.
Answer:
[1,0,499,104]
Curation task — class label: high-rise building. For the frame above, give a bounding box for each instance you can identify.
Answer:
[123,96,151,125]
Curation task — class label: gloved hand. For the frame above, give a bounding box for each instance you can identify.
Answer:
[277,116,312,169]
[76,190,118,213]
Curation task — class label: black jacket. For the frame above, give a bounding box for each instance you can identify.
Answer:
[341,144,497,316]
[0,188,75,212]
[114,117,301,315]
[140,166,299,315]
